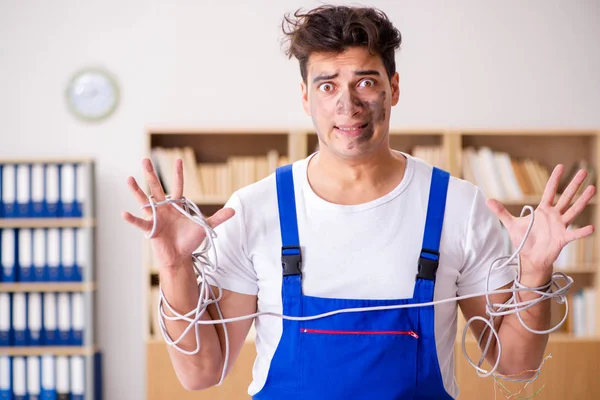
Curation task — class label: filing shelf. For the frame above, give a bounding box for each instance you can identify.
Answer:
[0,158,101,399]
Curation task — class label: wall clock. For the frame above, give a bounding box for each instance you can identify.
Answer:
[66,67,120,122]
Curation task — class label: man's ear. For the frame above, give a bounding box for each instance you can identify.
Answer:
[390,72,400,106]
[301,80,311,116]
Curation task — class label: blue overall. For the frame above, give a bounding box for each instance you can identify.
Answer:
[253,165,454,399]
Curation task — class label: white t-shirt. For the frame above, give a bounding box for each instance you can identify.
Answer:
[208,152,516,398]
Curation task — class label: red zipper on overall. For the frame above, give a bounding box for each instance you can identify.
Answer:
[301,328,419,338]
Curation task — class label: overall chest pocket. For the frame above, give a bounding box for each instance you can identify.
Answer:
[298,305,419,400]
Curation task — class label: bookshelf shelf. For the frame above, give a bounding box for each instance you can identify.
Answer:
[189,195,231,205]
[143,128,600,400]
[0,346,99,357]
[555,264,598,274]
[496,196,597,206]
[0,282,96,293]
[0,218,95,228]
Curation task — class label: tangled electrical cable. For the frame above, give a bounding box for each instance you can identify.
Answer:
[142,194,574,387]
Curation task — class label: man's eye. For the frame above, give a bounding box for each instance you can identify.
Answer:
[318,83,334,92]
[359,79,375,88]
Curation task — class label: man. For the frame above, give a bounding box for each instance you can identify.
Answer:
[123,5,595,399]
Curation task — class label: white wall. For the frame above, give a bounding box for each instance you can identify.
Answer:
[1,1,598,399]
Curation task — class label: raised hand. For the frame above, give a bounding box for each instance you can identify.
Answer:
[486,164,596,278]
[122,158,234,269]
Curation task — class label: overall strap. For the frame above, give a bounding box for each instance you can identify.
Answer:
[416,167,450,282]
[275,164,303,313]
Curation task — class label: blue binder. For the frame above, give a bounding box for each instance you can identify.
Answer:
[45,164,60,219]
[32,229,47,282]
[1,229,17,282]
[55,356,69,400]
[12,356,26,400]
[0,293,10,346]
[59,164,76,218]
[71,293,84,346]
[12,293,27,346]
[1,164,17,218]
[27,356,41,400]
[71,356,85,400]
[59,229,75,282]
[17,228,34,282]
[46,229,60,282]
[57,293,72,346]
[27,293,43,347]
[42,293,58,346]
[16,164,32,219]
[31,163,46,218]
[73,163,88,218]
[0,355,11,400]
[40,355,57,400]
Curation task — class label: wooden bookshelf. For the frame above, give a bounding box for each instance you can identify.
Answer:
[144,128,600,400]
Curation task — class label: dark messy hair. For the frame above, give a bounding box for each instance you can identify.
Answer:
[281,5,402,83]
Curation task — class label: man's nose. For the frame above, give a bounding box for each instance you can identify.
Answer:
[336,89,364,116]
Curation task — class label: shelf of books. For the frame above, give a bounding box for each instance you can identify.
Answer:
[456,130,598,341]
[144,128,600,400]
[0,159,102,400]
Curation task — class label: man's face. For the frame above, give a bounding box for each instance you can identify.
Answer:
[301,46,400,159]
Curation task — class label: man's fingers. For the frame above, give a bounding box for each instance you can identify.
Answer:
[127,176,153,211]
[562,185,596,226]
[208,207,236,229]
[556,169,588,213]
[171,158,184,200]
[142,158,166,201]
[564,224,595,244]
[122,211,153,233]
[540,164,563,206]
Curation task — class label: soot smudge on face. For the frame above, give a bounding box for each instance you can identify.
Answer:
[334,90,387,150]
[365,91,387,124]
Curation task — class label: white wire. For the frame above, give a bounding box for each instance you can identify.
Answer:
[143,196,572,385]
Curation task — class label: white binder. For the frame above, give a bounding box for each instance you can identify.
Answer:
[12,293,27,346]
[41,355,56,400]
[46,228,60,281]
[70,356,85,399]
[57,293,71,345]
[16,164,31,218]
[0,293,10,346]
[55,356,70,399]
[45,164,60,217]
[31,163,45,217]
[32,228,46,281]
[27,293,43,346]
[1,229,16,282]
[27,356,41,399]
[2,164,16,217]
[43,293,58,345]
[0,355,11,399]
[12,356,26,400]
[18,228,33,281]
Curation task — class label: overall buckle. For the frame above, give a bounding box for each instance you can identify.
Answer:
[416,248,439,281]
[282,245,302,276]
